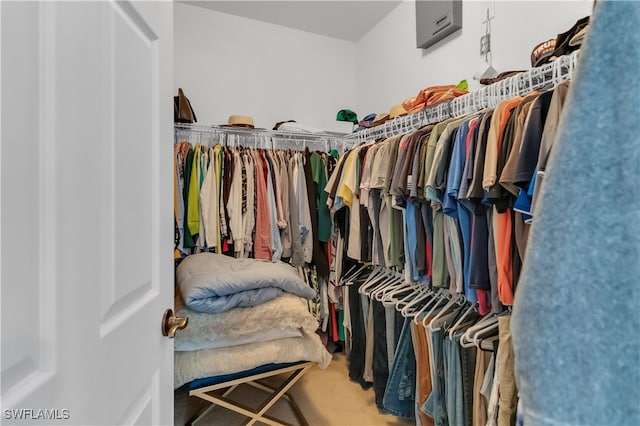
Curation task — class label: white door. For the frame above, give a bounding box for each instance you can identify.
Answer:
[1,1,174,425]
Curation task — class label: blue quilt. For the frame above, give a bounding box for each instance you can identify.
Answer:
[176,253,316,314]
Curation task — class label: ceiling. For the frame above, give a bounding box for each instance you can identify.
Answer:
[179,1,402,42]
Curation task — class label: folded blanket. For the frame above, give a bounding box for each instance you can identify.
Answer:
[174,329,332,389]
[176,253,316,314]
[175,293,319,351]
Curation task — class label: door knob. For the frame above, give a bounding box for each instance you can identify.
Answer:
[162,308,188,338]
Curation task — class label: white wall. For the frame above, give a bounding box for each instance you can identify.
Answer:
[356,0,593,116]
[174,2,357,132]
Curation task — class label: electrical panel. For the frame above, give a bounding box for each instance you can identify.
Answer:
[415,0,463,50]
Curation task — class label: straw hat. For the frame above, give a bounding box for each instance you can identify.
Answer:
[372,112,390,127]
[224,115,255,128]
[389,104,407,119]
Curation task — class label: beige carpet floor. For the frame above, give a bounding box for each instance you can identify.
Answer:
[174,351,415,426]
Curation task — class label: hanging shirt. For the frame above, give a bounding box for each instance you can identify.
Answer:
[226,149,244,256]
[324,151,348,212]
[264,151,283,261]
[278,151,292,258]
[344,146,364,261]
[483,98,522,190]
[311,152,331,243]
[335,150,358,210]
[459,118,480,303]
[242,150,256,256]
[197,146,209,249]
[489,98,525,306]
[446,121,471,296]
[187,144,202,240]
[288,153,305,266]
[174,142,190,256]
[466,111,494,202]
[499,93,539,197]
[200,144,220,249]
[296,153,313,263]
[427,120,465,288]
[182,147,196,249]
[253,150,272,261]
[530,81,571,217]
[217,148,228,248]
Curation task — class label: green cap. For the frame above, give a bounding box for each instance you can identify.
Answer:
[336,109,358,125]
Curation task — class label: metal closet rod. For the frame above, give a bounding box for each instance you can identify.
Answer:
[174,123,345,147]
[348,51,580,143]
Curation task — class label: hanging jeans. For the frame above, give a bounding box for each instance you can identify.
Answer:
[460,336,477,426]
[347,279,367,388]
[422,327,448,426]
[385,305,397,370]
[411,321,434,426]
[372,299,389,408]
[443,333,463,426]
[383,318,416,418]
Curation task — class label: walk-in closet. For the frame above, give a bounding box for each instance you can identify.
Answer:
[1,1,638,426]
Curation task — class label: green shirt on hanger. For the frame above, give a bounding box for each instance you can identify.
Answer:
[310,152,331,243]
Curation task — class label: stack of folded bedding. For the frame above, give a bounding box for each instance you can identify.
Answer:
[174,253,332,388]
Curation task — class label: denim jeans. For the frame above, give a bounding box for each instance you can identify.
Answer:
[422,309,461,426]
[383,318,416,418]
[348,276,367,387]
[460,336,477,426]
[385,305,396,370]
[372,299,389,408]
[422,328,447,426]
[443,333,463,426]
[364,302,374,383]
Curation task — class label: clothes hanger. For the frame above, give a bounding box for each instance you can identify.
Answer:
[378,275,410,308]
[444,101,452,122]
[492,80,501,107]
[427,293,466,332]
[369,270,398,300]
[398,286,434,318]
[460,312,498,348]
[380,277,413,302]
[358,267,392,296]
[396,286,434,317]
[365,274,397,300]
[338,263,363,285]
[376,274,412,302]
[415,290,449,325]
[440,298,473,334]
[388,278,426,305]
[371,273,404,301]
[500,78,509,103]
[416,290,451,325]
[478,334,500,352]
[473,321,500,348]
[448,302,479,340]
[394,282,428,311]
